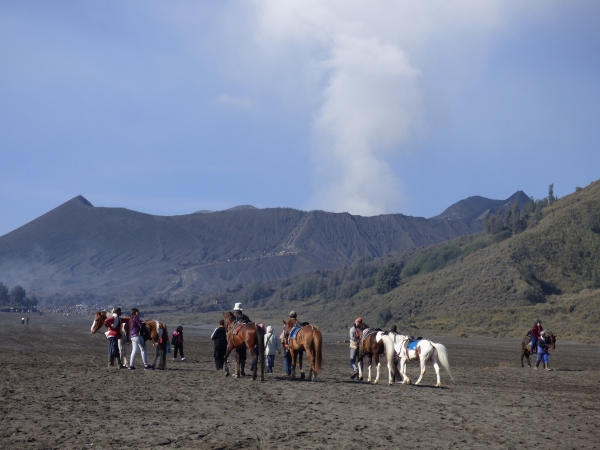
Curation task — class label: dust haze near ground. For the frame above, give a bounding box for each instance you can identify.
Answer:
[1,313,599,449]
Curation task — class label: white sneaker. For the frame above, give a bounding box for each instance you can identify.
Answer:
[181,357,186,361]
[173,358,176,361]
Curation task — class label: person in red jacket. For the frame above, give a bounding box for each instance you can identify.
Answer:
[104,307,128,369]
[529,319,544,354]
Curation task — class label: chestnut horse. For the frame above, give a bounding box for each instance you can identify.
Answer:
[283,318,322,381]
[91,312,169,370]
[222,312,265,381]
[521,333,556,368]
[358,330,402,385]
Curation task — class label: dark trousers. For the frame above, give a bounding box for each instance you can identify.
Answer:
[214,344,227,370]
[173,343,184,358]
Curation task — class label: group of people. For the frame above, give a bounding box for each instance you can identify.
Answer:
[210,303,293,375]
[103,307,185,370]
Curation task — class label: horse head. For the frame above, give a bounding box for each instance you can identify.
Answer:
[547,333,557,349]
[91,311,107,334]
[282,318,297,339]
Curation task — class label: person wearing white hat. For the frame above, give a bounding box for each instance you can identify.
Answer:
[233,303,250,324]
[231,303,250,376]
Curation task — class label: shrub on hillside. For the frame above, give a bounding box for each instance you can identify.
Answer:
[375,263,401,294]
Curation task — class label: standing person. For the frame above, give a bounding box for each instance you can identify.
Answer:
[211,320,228,370]
[530,319,544,354]
[26,316,29,325]
[129,308,151,370]
[349,317,363,379]
[535,331,551,371]
[280,330,292,375]
[172,326,186,361]
[104,307,127,369]
[21,317,25,325]
[264,326,282,374]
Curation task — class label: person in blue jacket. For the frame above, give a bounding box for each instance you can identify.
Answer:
[535,330,551,371]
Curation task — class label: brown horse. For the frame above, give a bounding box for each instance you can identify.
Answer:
[521,333,557,368]
[222,312,265,381]
[91,312,169,370]
[358,329,398,384]
[283,318,322,381]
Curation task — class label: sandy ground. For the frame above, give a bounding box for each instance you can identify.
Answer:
[1,312,599,449]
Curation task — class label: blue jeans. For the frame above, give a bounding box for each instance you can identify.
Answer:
[350,348,359,371]
[536,352,549,364]
[266,355,275,373]
[530,337,537,352]
[283,352,292,375]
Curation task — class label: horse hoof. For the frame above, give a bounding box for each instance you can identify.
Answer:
[436,383,441,387]
[300,373,305,380]
[225,372,230,377]
[373,380,379,385]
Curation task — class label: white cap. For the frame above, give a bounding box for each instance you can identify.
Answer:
[267,326,273,333]
[233,303,242,311]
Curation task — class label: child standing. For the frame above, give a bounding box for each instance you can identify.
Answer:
[172,326,186,361]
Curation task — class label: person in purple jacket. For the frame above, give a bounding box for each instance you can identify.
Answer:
[129,308,151,370]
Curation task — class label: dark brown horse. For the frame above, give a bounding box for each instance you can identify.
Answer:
[91,312,169,370]
[358,329,388,384]
[521,333,557,368]
[222,312,265,381]
[283,318,322,381]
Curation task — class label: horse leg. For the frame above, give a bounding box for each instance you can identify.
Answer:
[374,354,380,385]
[400,359,411,384]
[224,343,234,376]
[304,345,315,381]
[415,356,426,385]
[432,353,442,387]
[357,354,364,381]
[290,348,296,379]
[249,343,258,381]
[299,351,305,380]
[367,355,373,383]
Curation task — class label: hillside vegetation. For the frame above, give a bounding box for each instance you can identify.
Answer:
[195,181,600,340]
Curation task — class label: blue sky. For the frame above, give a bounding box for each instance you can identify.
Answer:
[1,1,599,236]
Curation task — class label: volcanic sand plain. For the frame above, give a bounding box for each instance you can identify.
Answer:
[1,312,599,449]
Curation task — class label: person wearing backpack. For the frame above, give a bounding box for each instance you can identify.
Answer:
[129,308,151,370]
[263,325,282,374]
[172,326,186,361]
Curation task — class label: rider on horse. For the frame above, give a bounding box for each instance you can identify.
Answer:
[233,303,250,325]
[529,319,544,354]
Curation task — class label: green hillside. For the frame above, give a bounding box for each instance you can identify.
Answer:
[196,180,600,341]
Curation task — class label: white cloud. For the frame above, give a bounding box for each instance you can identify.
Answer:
[244,0,545,215]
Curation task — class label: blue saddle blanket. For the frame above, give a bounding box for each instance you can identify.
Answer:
[289,326,301,340]
[407,340,420,351]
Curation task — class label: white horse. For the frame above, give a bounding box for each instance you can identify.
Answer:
[389,334,453,387]
[356,331,403,385]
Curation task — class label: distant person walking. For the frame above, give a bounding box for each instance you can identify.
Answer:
[172,326,186,361]
[21,317,25,325]
[129,308,151,370]
[264,326,282,373]
[211,320,228,370]
[26,316,29,325]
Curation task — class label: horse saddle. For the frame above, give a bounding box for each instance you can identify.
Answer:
[407,337,423,352]
[289,326,302,340]
[362,328,381,339]
[232,324,245,336]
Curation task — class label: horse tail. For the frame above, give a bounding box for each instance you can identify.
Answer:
[432,342,454,382]
[313,327,323,374]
